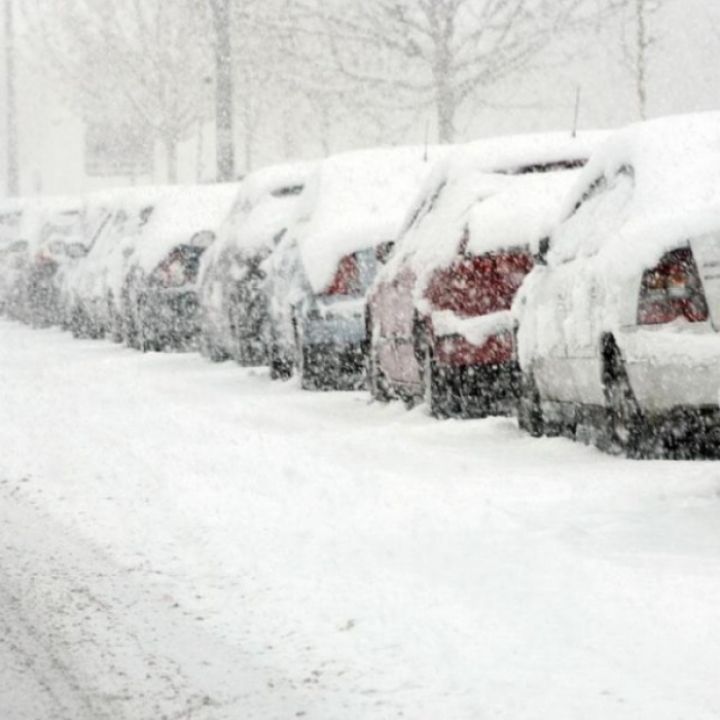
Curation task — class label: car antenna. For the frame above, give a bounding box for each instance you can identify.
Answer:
[572,85,582,138]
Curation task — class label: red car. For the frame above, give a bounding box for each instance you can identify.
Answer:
[367,132,601,417]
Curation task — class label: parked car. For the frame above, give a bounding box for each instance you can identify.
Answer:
[367,132,600,417]
[121,184,240,352]
[198,163,311,365]
[24,199,86,328]
[0,199,27,315]
[265,146,446,390]
[58,194,117,334]
[514,113,720,458]
[64,189,160,340]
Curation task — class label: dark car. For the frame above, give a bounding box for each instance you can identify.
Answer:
[138,234,214,351]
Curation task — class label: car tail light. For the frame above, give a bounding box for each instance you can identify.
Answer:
[323,253,361,297]
[155,246,204,288]
[637,248,708,325]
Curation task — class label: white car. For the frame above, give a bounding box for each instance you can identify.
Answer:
[197,162,311,365]
[514,113,720,458]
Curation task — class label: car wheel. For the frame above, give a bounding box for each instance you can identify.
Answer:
[299,344,320,390]
[368,345,391,402]
[202,334,227,362]
[269,343,292,380]
[518,369,544,437]
[420,333,448,418]
[602,343,646,458]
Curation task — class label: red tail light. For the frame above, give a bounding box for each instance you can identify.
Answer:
[323,253,361,297]
[637,248,708,325]
[426,250,533,317]
[154,246,205,288]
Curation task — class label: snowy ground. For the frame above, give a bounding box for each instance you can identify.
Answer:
[1,320,720,719]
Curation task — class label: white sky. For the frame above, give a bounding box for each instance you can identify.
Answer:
[1,0,719,196]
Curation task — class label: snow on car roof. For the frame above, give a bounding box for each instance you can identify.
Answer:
[293,145,448,294]
[198,162,314,284]
[28,196,85,252]
[378,131,601,287]
[130,183,241,273]
[549,112,720,272]
[218,162,314,253]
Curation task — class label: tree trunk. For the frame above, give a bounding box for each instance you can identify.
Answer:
[635,0,648,120]
[165,136,178,184]
[211,0,235,181]
[4,0,19,195]
[243,122,253,174]
[435,82,456,144]
[433,27,456,144]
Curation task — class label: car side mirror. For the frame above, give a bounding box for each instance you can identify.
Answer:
[534,236,551,266]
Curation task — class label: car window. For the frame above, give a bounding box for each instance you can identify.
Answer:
[549,165,635,264]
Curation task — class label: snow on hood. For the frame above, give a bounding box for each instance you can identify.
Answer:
[549,112,720,274]
[293,146,448,294]
[377,131,602,294]
[131,183,241,274]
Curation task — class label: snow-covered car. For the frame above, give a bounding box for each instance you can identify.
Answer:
[23,199,86,328]
[514,113,720,458]
[64,189,160,340]
[122,184,240,352]
[265,146,446,390]
[197,163,311,364]
[0,199,27,315]
[367,132,599,417]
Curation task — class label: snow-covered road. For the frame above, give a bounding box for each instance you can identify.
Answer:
[2,319,720,719]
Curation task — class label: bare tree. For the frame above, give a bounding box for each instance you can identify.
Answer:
[207,0,235,181]
[301,0,624,143]
[621,0,665,119]
[25,0,214,183]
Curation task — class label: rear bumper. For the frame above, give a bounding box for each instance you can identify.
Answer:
[302,341,367,389]
[434,330,514,368]
[643,406,720,458]
[620,326,720,412]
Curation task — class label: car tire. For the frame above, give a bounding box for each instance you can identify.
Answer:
[269,344,292,380]
[602,342,646,458]
[368,346,391,402]
[202,334,228,363]
[366,313,391,402]
[518,369,544,437]
[420,332,448,419]
[299,344,320,391]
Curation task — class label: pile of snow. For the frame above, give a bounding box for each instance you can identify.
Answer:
[549,112,720,274]
[200,162,314,285]
[3,322,720,719]
[293,146,449,293]
[130,183,241,275]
